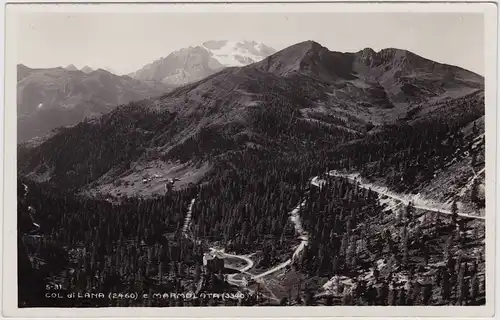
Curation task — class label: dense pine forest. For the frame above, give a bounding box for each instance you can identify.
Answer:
[18,154,486,306]
[18,89,485,306]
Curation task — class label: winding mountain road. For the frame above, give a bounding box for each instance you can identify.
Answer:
[209,195,310,283]
[252,260,292,280]
[208,248,279,301]
[208,248,255,285]
[181,167,484,301]
[327,170,485,220]
[183,182,313,294]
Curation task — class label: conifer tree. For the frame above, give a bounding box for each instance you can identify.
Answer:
[422,284,432,305]
[405,201,415,222]
[441,268,451,303]
[457,263,468,306]
[398,288,407,306]
[402,226,409,267]
[451,200,458,228]
[389,285,398,306]
[470,274,479,304]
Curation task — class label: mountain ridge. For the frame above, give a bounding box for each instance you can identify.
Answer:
[18,41,484,204]
[17,64,172,142]
[129,40,277,86]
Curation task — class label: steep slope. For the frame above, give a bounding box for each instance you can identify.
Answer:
[410,112,485,213]
[18,41,484,202]
[337,89,485,215]
[131,46,225,86]
[17,65,172,142]
[130,40,276,86]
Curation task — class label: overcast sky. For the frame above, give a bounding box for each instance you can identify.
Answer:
[15,11,484,75]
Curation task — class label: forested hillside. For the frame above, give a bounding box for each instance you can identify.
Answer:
[18,41,484,200]
[19,147,485,306]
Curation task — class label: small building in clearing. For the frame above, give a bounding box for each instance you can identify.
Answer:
[203,251,225,273]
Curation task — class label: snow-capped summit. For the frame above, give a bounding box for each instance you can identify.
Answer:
[202,40,276,67]
[130,40,276,86]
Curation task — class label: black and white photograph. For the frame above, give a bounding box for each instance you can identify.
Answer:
[3,1,497,318]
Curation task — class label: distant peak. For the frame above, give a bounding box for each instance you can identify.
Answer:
[271,40,323,56]
[65,64,78,71]
[359,47,376,55]
[355,48,377,64]
[298,40,322,47]
[354,47,426,67]
[287,40,325,54]
[175,45,209,55]
[82,65,94,74]
[377,48,412,58]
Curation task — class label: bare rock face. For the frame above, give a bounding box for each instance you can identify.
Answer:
[129,40,277,86]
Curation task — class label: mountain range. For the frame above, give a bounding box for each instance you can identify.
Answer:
[129,40,277,86]
[16,65,171,142]
[18,40,484,210]
[63,64,110,74]
[17,40,277,142]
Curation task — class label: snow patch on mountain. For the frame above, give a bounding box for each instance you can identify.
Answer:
[129,40,276,86]
[202,40,276,67]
